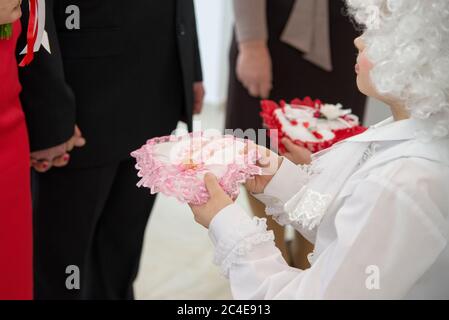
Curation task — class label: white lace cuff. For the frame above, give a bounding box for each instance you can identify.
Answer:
[252,158,315,223]
[209,204,275,278]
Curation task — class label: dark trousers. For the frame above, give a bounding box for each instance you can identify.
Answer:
[32,158,156,300]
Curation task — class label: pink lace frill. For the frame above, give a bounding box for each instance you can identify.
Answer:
[131,133,263,205]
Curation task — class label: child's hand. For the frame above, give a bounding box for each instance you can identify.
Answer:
[190,173,233,228]
[281,138,312,165]
[245,145,283,194]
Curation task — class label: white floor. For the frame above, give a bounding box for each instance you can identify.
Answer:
[134,99,391,300]
[134,191,234,300]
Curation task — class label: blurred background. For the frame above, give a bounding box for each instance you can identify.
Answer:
[134,0,391,299]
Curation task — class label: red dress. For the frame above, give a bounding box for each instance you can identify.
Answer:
[0,21,33,300]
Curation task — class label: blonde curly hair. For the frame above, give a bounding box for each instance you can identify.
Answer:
[346,0,449,138]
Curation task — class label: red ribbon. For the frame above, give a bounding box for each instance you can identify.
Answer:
[19,0,38,67]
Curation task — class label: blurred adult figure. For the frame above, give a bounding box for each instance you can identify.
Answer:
[18,0,203,299]
[227,0,367,268]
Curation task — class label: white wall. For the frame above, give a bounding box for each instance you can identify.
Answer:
[194,0,234,106]
[364,98,391,126]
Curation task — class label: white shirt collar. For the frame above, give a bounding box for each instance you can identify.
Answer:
[346,117,432,143]
[343,117,449,166]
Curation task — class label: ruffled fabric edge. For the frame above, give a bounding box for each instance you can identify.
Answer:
[285,187,333,231]
[131,133,262,205]
[213,216,275,278]
[260,97,367,153]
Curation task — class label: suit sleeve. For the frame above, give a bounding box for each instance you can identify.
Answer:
[191,0,203,82]
[18,0,76,151]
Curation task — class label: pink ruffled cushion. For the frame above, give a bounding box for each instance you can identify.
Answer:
[131,133,262,205]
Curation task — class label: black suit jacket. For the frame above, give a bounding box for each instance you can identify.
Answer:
[18,0,202,168]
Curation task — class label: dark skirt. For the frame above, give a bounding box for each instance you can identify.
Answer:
[226,0,367,135]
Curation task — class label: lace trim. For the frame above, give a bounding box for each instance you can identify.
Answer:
[265,163,317,219]
[270,143,379,232]
[213,217,275,278]
[131,133,262,205]
[298,163,316,176]
[285,188,332,231]
[271,212,294,227]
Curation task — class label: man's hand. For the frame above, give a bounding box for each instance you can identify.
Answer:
[189,173,233,229]
[236,41,272,99]
[281,138,312,165]
[0,0,21,25]
[66,125,86,153]
[31,125,86,172]
[193,82,205,115]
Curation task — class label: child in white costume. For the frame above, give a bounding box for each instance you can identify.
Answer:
[190,0,449,299]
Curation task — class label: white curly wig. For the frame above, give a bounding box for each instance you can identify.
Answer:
[346,0,449,138]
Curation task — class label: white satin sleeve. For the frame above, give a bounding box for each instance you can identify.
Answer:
[251,158,318,242]
[208,173,448,299]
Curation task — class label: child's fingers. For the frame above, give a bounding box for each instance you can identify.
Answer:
[281,137,296,152]
[283,152,292,162]
[204,173,222,196]
[255,145,273,167]
[188,203,198,214]
[257,157,270,167]
[242,139,256,155]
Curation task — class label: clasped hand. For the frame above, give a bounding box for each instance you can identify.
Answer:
[30,126,86,172]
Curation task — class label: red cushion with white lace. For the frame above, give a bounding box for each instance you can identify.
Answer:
[260,97,367,153]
